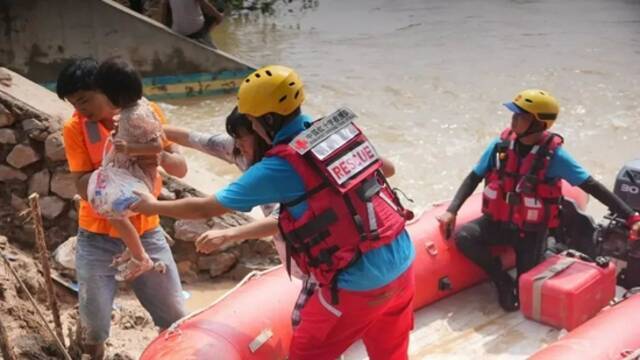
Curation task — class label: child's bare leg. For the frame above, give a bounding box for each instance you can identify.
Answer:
[109,218,154,281]
[109,218,146,261]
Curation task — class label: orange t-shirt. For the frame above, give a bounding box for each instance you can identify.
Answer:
[62,102,172,237]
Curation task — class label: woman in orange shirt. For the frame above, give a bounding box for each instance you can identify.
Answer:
[58,58,186,360]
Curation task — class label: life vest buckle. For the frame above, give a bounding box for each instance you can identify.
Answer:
[505,192,521,205]
[516,174,538,195]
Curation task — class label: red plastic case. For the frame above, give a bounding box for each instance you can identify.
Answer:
[519,253,616,330]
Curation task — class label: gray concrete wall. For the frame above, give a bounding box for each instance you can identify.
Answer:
[0,0,253,86]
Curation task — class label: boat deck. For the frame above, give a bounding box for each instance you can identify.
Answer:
[343,281,563,359]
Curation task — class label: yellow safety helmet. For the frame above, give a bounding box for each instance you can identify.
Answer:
[503,89,560,129]
[237,65,305,118]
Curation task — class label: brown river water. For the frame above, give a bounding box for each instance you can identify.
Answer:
[162,0,640,310]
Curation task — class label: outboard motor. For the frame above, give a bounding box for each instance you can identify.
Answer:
[612,159,640,210]
[595,160,640,289]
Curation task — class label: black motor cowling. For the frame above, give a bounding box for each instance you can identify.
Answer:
[613,159,640,212]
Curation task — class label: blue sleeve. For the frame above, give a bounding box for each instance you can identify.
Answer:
[215,157,307,214]
[546,147,591,186]
[472,138,500,177]
[337,230,415,291]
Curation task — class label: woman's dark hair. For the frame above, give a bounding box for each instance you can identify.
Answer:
[225,107,270,164]
[93,56,143,108]
[56,57,99,99]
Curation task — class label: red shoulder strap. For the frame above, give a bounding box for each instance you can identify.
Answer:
[499,128,515,141]
[266,143,294,158]
[545,132,564,152]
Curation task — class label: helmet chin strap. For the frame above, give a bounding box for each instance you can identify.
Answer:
[516,119,546,141]
[259,114,287,144]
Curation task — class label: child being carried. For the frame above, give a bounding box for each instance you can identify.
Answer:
[88,58,167,281]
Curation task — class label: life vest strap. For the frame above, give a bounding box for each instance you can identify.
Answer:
[505,192,521,205]
[290,230,331,255]
[287,209,338,242]
[308,245,339,268]
[327,248,363,305]
[525,133,560,180]
[365,201,380,240]
[282,181,329,208]
[357,177,382,201]
[342,194,367,241]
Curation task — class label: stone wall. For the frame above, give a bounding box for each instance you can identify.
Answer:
[0,68,75,249]
[0,67,279,282]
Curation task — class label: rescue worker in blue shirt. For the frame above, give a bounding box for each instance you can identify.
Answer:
[437,89,640,312]
[133,65,416,359]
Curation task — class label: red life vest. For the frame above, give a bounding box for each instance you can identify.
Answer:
[266,108,411,291]
[482,128,564,231]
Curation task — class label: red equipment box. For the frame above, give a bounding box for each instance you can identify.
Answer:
[519,252,616,330]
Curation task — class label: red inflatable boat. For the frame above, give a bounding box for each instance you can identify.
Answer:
[530,291,640,360]
[140,184,639,359]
